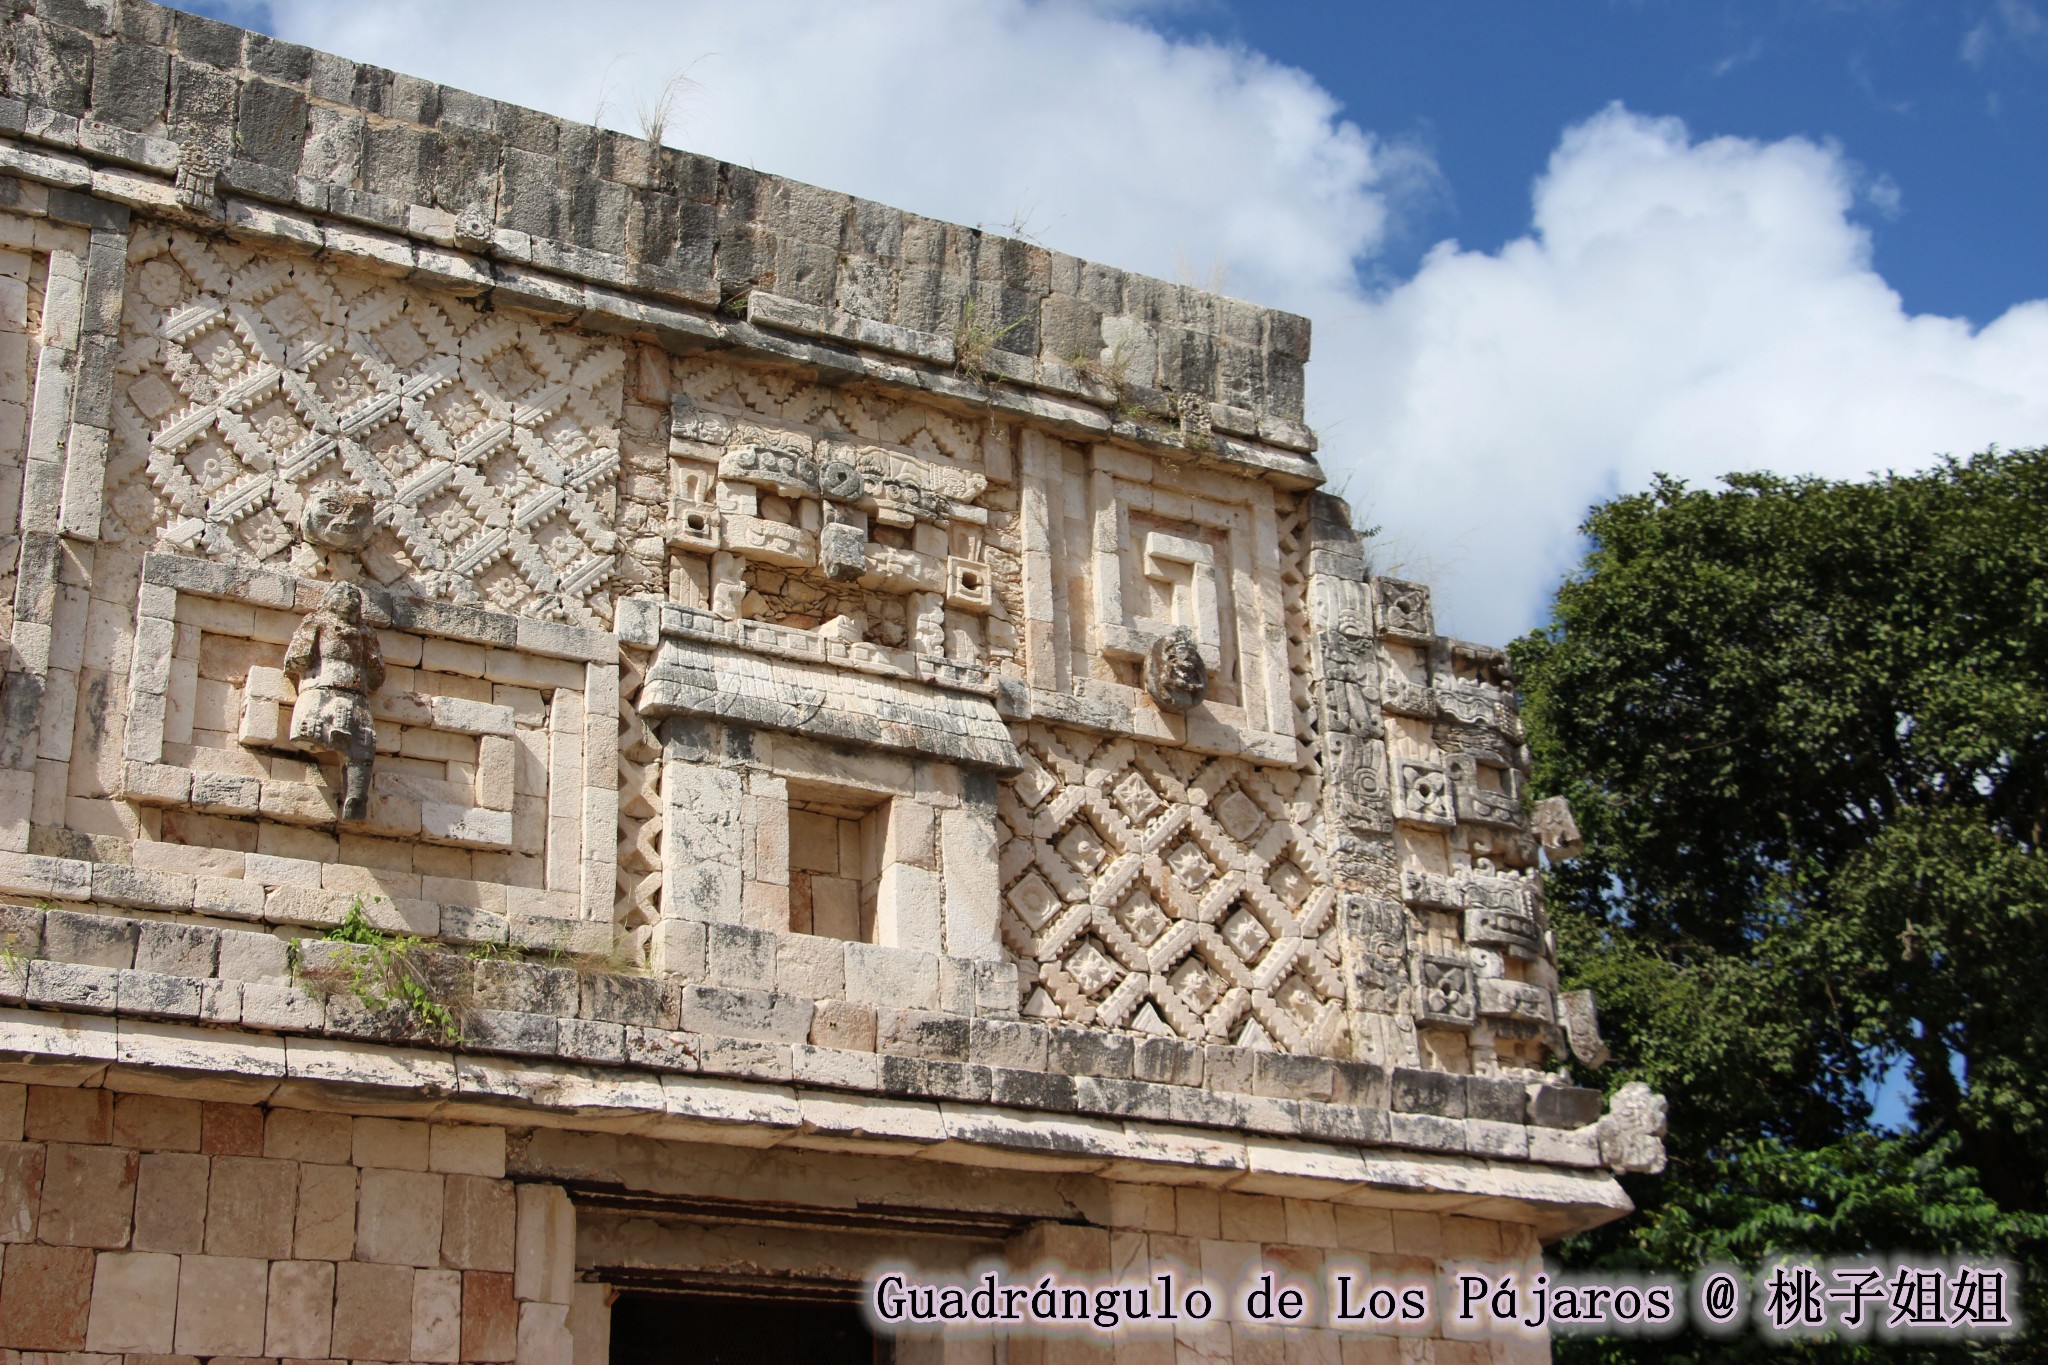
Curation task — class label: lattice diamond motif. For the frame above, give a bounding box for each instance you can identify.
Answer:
[127,375,180,421]
[531,510,588,571]
[1115,887,1169,947]
[246,398,306,452]
[478,560,529,613]
[1265,857,1311,908]
[1013,756,1057,809]
[420,489,481,550]
[187,323,251,382]
[115,234,631,626]
[261,288,321,341]
[428,384,491,439]
[1220,905,1272,962]
[1170,955,1222,1014]
[1057,820,1111,875]
[1165,839,1213,890]
[236,507,293,558]
[308,351,371,410]
[182,434,243,494]
[1274,973,1320,1027]
[998,726,1341,1054]
[1065,938,1121,997]
[375,317,430,369]
[1112,770,1163,825]
[364,423,428,478]
[1007,871,1063,932]
[1212,789,1266,843]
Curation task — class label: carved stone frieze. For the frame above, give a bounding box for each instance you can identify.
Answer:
[107,230,628,626]
[1415,954,1476,1029]
[998,726,1341,1053]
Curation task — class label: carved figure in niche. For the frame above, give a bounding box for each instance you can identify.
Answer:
[1144,627,1208,713]
[300,486,375,553]
[283,582,386,821]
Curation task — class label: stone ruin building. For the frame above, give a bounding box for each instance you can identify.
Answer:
[0,2,1664,1359]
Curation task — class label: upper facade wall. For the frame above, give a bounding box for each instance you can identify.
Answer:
[0,0,1664,1209]
[1,0,1315,452]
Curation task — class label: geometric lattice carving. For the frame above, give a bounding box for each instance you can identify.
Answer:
[615,649,663,928]
[997,724,1347,1054]
[110,231,626,625]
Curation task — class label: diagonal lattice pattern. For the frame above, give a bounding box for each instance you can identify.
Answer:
[108,230,628,626]
[998,724,1348,1054]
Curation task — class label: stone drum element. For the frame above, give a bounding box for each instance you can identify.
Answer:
[1143,626,1209,712]
[282,581,387,820]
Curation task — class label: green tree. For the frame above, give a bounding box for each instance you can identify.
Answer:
[1510,449,2048,1360]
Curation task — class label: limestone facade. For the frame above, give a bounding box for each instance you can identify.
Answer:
[0,1,1662,1359]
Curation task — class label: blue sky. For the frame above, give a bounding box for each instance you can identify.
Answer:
[1169,1,2048,326]
[198,0,2048,645]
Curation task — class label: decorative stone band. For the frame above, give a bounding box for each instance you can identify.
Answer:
[0,1003,1634,1240]
[635,615,1021,774]
[0,0,1327,471]
[0,898,1652,1232]
[618,596,999,699]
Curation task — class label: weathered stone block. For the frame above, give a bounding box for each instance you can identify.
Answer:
[442,1172,516,1270]
[332,1259,415,1360]
[204,1153,297,1259]
[25,1084,110,1142]
[580,971,677,1029]
[838,940,935,1012]
[463,1268,519,1361]
[0,1242,94,1349]
[131,1149,208,1252]
[113,1093,201,1151]
[0,1140,44,1242]
[40,908,136,966]
[173,1253,269,1356]
[473,958,578,1015]
[1048,1027,1132,1079]
[294,1159,357,1259]
[876,1007,968,1061]
[1529,1083,1603,1130]
[1390,1066,1467,1118]
[265,1257,335,1358]
[1466,1076,1530,1125]
[677,982,812,1043]
[85,1248,180,1352]
[353,1114,431,1169]
[36,1140,137,1247]
[132,920,219,976]
[515,1182,574,1305]
[264,1107,351,1163]
[356,1165,445,1266]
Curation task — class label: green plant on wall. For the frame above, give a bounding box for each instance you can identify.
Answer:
[301,899,466,1046]
[954,296,1026,386]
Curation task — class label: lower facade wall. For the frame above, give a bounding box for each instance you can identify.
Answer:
[0,1080,596,1362]
[0,1077,1551,1364]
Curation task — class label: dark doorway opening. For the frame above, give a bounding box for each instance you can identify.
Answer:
[610,1290,889,1365]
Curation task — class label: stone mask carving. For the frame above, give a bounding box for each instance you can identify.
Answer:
[300,486,375,553]
[282,581,386,821]
[1144,627,1208,713]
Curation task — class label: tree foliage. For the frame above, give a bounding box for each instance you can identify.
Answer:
[1511,449,2048,1359]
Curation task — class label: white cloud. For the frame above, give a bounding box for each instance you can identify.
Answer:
[1331,107,2048,642]
[1963,0,2048,66]
[248,2,2048,647]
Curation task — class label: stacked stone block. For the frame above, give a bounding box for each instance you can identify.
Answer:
[0,1082,593,1361]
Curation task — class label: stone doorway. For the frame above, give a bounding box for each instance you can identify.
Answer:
[610,1290,889,1365]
